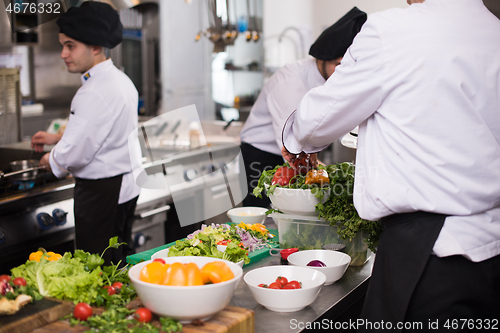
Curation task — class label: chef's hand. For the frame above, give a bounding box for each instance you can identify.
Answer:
[281,146,319,168]
[31,131,62,153]
[39,153,52,172]
[281,146,295,164]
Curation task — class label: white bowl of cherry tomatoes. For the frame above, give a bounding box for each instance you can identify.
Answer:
[243,265,326,312]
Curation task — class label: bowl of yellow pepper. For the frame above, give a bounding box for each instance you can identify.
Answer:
[128,256,243,322]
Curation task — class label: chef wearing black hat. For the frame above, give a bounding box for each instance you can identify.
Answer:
[31,1,141,264]
[239,7,367,207]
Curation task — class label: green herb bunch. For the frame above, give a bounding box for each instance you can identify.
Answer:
[69,306,182,333]
[316,163,382,252]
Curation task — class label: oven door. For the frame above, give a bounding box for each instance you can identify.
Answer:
[132,195,170,253]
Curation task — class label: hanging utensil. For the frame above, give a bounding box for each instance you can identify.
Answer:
[195,0,204,41]
[245,0,253,42]
[252,0,260,42]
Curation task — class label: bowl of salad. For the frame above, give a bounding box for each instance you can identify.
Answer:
[152,247,244,267]
[152,223,274,267]
[253,154,331,216]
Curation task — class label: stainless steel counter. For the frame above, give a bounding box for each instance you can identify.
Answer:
[229,253,374,332]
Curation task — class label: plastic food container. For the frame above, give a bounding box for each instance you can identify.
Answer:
[269,213,371,266]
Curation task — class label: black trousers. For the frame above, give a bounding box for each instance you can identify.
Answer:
[359,211,500,332]
[240,142,284,208]
[74,175,137,265]
[113,196,139,265]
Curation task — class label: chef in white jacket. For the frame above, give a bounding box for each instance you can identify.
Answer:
[282,0,500,330]
[240,7,367,207]
[32,2,141,265]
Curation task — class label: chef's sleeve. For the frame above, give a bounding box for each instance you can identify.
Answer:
[282,17,387,154]
[267,77,312,151]
[49,90,120,176]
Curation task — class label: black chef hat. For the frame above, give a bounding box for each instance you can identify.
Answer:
[56,1,123,48]
[309,7,367,61]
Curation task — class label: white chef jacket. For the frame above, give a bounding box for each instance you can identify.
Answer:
[49,59,141,204]
[282,0,500,262]
[240,58,325,155]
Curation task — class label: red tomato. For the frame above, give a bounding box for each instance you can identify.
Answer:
[111,282,123,290]
[258,283,268,288]
[102,285,116,295]
[134,307,152,323]
[217,240,231,245]
[276,276,288,288]
[152,258,166,264]
[13,277,27,287]
[73,302,93,321]
[268,282,281,289]
[0,275,11,283]
[283,280,301,289]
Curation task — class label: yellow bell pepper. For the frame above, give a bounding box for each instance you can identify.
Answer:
[200,261,234,284]
[29,251,44,262]
[29,249,62,262]
[304,169,330,186]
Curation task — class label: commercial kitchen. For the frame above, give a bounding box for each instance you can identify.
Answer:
[1,0,499,332]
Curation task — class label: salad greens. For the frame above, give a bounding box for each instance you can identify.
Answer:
[254,162,382,252]
[10,237,137,306]
[167,223,274,265]
[253,163,331,202]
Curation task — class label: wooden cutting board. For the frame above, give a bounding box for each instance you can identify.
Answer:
[32,299,255,333]
[0,297,73,333]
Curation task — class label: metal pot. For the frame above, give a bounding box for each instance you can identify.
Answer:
[0,160,46,181]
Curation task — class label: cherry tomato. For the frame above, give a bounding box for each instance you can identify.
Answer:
[152,258,166,264]
[102,285,116,295]
[276,276,288,288]
[73,302,93,321]
[111,282,123,290]
[258,283,268,288]
[13,277,27,287]
[134,307,152,323]
[0,275,11,283]
[283,280,301,289]
[268,282,281,289]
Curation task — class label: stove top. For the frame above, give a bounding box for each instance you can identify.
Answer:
[0,171,75,216]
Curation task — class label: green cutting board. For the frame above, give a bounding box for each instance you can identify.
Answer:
[127,226,279,266]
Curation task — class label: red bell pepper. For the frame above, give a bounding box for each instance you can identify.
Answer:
[271,166,297,186]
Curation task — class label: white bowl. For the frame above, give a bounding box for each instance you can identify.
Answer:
[129,256,243,322]
[151,247,244,268]
[287,250,351,285]
[267,187,329,216]
[244,265,326,312]
[227,207,267,224]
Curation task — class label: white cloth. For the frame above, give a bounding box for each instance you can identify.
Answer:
[240,58,325,155]
[282,0,500,262]
[50,59,141,204]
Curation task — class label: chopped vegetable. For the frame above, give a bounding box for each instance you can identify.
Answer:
[307,260,326,267]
